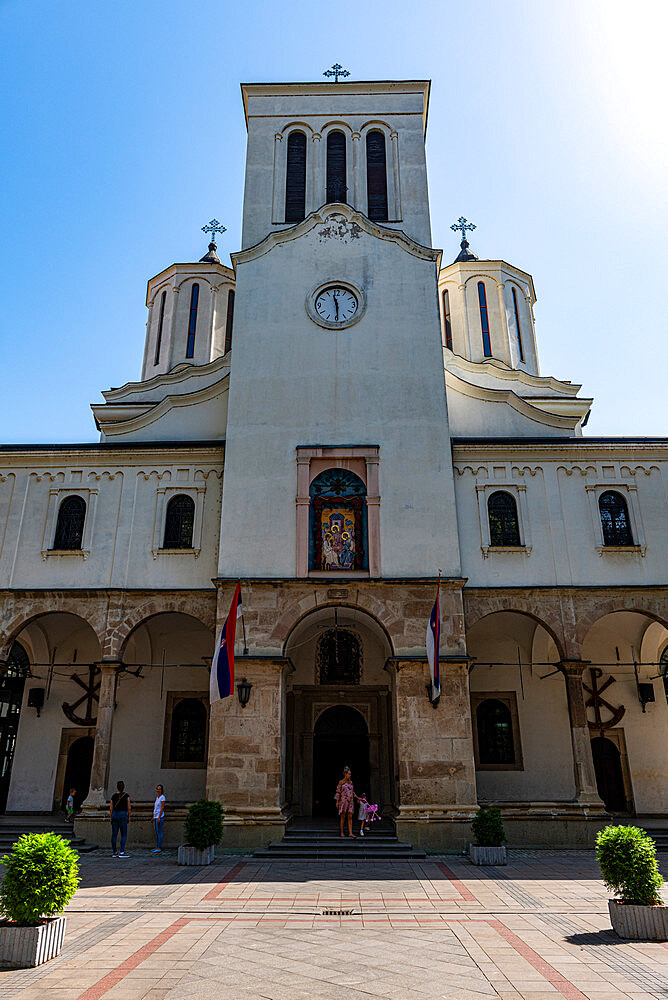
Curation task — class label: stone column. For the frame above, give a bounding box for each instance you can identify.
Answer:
[392,656,477,850]
[82,662,120,808]
[560,660,603,805]
[207,656,289,850]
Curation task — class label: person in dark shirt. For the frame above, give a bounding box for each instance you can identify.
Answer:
[109,780,131,858]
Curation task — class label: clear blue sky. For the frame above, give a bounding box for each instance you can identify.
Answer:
[1,0,666,442]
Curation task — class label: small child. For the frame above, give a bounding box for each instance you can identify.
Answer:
[66,788,76,823]
[358,793,370,836]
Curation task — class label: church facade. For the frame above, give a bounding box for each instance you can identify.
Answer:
[1,79,667,849]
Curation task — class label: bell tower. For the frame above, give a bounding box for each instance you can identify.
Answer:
[240,79,433,249]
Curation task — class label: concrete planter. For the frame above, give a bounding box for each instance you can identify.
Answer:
[469,844,507,866]
[609,899,668,941]
[0,916,66,968]
[177,844,215,866]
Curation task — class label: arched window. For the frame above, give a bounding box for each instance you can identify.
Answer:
[154,290,166,365]
[511,287,524,362]
[169,698,207,763]
[476,698,516,767]
[442,289,453,350]
[285,130,307,223]
[326,131,347,203]
[163,494,195,549]
[478,281,492,357]
[488,491,521,547]
[599,491,633,546]
[224,289,235,354]
[309,468,367,571]
[317,628,362,685]
[366,130,388,221]
[53,496,86,550]
[186,283,199,358]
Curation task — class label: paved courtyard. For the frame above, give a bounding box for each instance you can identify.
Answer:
[1,849,667,1000]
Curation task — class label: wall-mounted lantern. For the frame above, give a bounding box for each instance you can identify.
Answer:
[237,677,252,708]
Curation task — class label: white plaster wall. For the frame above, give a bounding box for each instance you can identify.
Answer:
[219,213,460,579]
[0,452,223,590]
[454,455,668,587]
[241,83,432,249]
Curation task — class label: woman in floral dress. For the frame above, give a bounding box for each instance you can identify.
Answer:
[335,766,357,838]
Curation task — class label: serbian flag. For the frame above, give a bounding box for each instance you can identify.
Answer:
[210,583,242,702]
[426,575,441,703]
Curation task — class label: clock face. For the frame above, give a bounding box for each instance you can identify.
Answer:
[314,286,358,324]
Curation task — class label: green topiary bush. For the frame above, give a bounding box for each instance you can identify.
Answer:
[596,825,663,906]
[184,799,224,850]
[471,807,506,847]
[0,833,80,926]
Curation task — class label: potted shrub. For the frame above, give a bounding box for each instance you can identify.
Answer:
[469,807,507,865]
[178,799,224,865]
[596,825,666,940]
[0,833,79,967]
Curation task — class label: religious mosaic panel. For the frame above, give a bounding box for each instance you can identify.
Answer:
[309,468,367,571]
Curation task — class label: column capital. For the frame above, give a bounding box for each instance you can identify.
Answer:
[559,659,591,677]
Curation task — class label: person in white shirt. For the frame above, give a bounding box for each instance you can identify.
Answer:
[152,784,166,853]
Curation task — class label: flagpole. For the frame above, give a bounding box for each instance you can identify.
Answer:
[241,610,249,656]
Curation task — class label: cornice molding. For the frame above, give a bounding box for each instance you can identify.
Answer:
[444,370,582,430]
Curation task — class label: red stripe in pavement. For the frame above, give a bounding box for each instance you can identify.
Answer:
[489,919,588,1000]
[202,860,247,900]
[435,861,477,902]
[77,917,188,1000]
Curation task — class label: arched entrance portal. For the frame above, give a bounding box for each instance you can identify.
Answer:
[284,605,396,818]
[313,706,369,817]
[62,737,94,811]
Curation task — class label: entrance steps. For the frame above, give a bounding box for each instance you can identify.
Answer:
[253,818,426,861]
[0,813,97,853]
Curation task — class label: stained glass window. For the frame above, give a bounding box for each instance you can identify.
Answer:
[599,491,633,546]
[154,290,166,365]
[366,130,388,221]
[169,698,207,762]
[511,287,524,362]
[163,494,195,549]
[326,131,347,203]
[442,289,453,350]
[478,281,491,357]
[186,284,199,358]
[224,289,235,354]
[488,491,520,547]
[476,699,515,766]
[53,496,86,550]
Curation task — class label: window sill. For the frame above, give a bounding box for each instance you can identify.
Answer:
[42,549,89,561]
[481,545,531,558]
[596,545,646,557]
[152,547,201,560]
[308,571,370,578]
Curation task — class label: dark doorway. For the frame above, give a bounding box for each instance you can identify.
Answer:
[0,642,30,813]
[62,736,94,811]
[312,705,369,817]
[591,736,627,812]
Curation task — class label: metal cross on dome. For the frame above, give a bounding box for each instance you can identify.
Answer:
[450,217,476,240]
[323,63,350,83]
[201,219,226,243]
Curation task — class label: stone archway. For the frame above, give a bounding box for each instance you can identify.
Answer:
[284,604,395,818]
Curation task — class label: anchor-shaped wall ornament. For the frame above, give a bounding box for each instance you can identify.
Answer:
[62,665,100,726]
[583,667,626,731]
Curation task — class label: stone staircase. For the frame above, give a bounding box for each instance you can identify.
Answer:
[0,813,98,853]
[253,817,426,861]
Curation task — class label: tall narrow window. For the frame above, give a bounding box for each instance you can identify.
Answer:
[511,287,524,362]
[488,491,521,547]
[366,130,388,221]
[478,281,491,357]
[224,289,235,354]
[442,289,453,350]
[475,698,518,767]
[326,130,347,203]
[599,491,633,546]
[186,284,199,359]
[53,496,86,550]
[163,494,195,549]
[169,698,207,762]
[154,290,166,365]
[285,130,306,222]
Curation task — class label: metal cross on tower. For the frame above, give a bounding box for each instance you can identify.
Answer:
[450,217,476,241]
[201,219,226,243]
[323,63,350,83]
